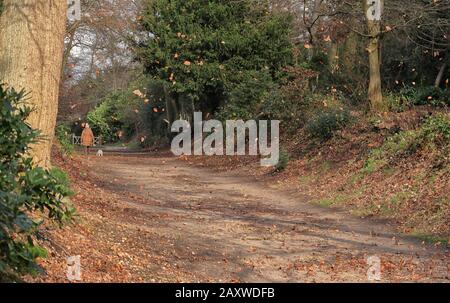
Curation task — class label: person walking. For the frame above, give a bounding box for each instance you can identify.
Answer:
[81,123,95,155]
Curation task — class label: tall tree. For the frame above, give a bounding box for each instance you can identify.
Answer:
[0,0,67,166]
[136,0,293,123]
[363,0,383,111]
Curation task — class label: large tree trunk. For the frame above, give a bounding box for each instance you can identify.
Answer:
[364,0,383,111]
[0,0,67,167]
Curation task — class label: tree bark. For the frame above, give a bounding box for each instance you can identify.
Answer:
[0,0,67,167]
[434,63,447,88]
[306,0,322,60]
[164,85,179,128]
[327,42,339,74]
[343,32,358,75]
[364,0,383,112]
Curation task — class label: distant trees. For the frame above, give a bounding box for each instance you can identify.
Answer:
[60,0,448,147]
[398,0,450,88]
[362,0,449,108]
[59,0,140,123]
[0,0,67,166]
[268,0,449,110]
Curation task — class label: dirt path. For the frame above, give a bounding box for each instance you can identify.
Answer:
[78,153,448,282]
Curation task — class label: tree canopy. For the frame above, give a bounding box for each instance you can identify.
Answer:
[135,0,294,118]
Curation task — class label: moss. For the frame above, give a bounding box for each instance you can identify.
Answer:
[385,191,412,215]
[409,232,448,246]
[315,198,334,207]
[382,167,396,177]
[319,160,333,173]
[347,173,363,185]
[350,207,377,218]
[314,193,350,207]
[298,174,314,185]
[361,158,386,175]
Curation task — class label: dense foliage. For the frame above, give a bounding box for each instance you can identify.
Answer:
[306,107,351,141]
[0,85,74,280]
[85,75,169,145]
[55,124,75,155]
[136,0,294,120]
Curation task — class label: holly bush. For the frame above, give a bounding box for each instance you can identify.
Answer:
[0,84,74,280]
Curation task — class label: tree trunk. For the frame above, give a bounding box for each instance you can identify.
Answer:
[327,42,339,74]
[367,34,383,111]
[306,0,322,60]
[364,0,383,112]
[164,86,179,128]
[434,63,447,88]
[0,0,67,167]
[343,32,358,75]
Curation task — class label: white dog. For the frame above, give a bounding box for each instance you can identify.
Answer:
[96,149,104,157]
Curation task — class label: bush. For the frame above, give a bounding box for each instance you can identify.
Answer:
[86,77,168,145]
[399,86,450,107]
[383,92,413,113]
[275,149,290,171]
[0,85,74,280]
[306,106,351,141]
[420,114,450,148]
[55,124,74,155]
[373,87,448,113]
[217,70,276,121]
[261,67,319,134]
[87,95,121,143]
